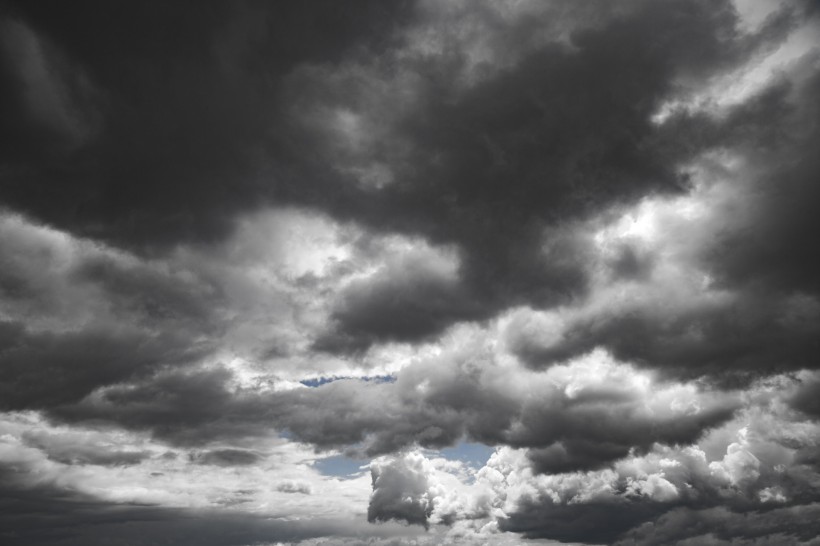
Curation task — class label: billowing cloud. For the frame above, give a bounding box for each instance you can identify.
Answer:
[369,451,438,528]
[358,373,820,543]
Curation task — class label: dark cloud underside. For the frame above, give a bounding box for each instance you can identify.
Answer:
[1,0,413,249]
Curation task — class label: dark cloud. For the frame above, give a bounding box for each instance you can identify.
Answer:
[790,374,820,420]
[191,448,262,467]
[0,15,101,157]
[53,347,737,478]
[0,472,392,546]
[526,440,648,475]
[55,366,251,445]
[314,247,480,352]
[616,504,820,545]
[496,449,820,544]
[502,497,668,544]
[0,0,414,250]
[1,0,819,544]
[2,0,792,350]
[0,212,222,336]
[513,292,820,386]
[20,429,150,467]
[495,381,734,461]
[0,320,205,411]
[483,379,820,544]
[291,0,795,349]
[608,243,656,282]
[71,253,222,331]
[701,71,820,296]
[511,59,820,386]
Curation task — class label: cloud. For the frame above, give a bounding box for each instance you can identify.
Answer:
[191,448,262,467]
[280,0,797,348]
[0,17,101,156]
[0,320,204,411]
[0,411,381,538]
[617,503,820,545]
[277,480,313,495]
[0,0,414,250]
[1,1,820,544]
[506,67,820,383]
[368,452,438,528]
[3,0,792,349]
[790,371,820,419]
[19,428,150,467]
[53,337,738,477]
[476,378,820,543]
[0,482,395,546]
[0,212,219,413]
[314,240,479,352]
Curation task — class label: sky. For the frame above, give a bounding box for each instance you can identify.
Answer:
[1,0,820,544]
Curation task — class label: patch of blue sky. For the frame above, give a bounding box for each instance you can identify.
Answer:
[299,374,395,388]
[436,441,495,470]
[314,453,369,479]
[313,441,495,479]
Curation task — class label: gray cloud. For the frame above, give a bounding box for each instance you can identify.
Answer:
[513,291,820,386]
[1,0,819,544]
[509,66,820,386]
[191,448,262,467]
[481,378,820,544]
[0,474,400,546]
[20,429,150,467]
[54,344,738,478]
[277,480,312,495]
[0,0,414,250]
[616,504,820,545]
[284,0,795,349]
[791,374,820,420]
[2,0,793,350]
[0,320,205,411]
[368,452,436,529]
[314,245,480,352]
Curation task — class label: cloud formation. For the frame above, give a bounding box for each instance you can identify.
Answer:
[1,0,820,544]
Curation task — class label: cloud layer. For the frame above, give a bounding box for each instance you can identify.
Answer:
[2,0,820,544]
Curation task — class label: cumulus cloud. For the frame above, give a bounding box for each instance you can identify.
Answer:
[477,377,820,543]
[369,452,438,528]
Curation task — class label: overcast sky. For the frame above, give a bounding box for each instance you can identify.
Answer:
[1,1,820,545]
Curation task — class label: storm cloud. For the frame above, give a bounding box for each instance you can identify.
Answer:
[2,0,820,544]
